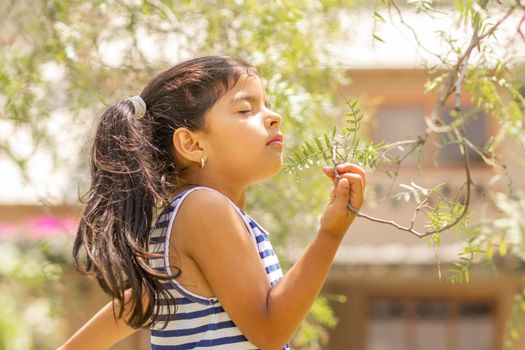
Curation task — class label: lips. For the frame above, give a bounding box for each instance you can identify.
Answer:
[267,134,284,145]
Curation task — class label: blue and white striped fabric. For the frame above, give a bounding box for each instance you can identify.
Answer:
[148,186,290,350]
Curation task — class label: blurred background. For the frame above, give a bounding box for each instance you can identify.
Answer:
[1,0,525,349]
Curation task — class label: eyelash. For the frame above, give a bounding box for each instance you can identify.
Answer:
[239,110,254,116]
[238,102,272,116]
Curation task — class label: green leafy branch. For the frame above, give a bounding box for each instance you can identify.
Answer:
[285,90,477,238]
[282,97,387,177]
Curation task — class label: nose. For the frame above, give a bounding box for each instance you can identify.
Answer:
[265,108,283,129]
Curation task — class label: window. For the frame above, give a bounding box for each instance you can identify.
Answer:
[373,105,490,168]
[366,298,495,350]
[373,106,426,165]
[437,108,488,164]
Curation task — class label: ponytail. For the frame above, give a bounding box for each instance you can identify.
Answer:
[73,98,179,329]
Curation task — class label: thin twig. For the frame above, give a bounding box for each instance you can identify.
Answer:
[375,136,426,200]
[424,5,517,134]
[331,146,432,238]
[388,0,453,67]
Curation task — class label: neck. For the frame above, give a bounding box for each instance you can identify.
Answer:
[174,181,247,212]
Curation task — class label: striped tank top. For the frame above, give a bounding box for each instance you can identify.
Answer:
[147,186,291,350]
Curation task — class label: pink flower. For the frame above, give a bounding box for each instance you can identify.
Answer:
[26,215,79,239]
[0,222,16,238]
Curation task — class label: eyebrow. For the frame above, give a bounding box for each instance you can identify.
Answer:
[231,93,271,108]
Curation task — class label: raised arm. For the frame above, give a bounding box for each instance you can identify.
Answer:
[178,164,364,350]
[58,288,145,350]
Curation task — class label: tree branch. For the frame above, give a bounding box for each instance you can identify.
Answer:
[330,2,518,238]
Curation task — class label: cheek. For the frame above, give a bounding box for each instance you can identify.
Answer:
[210,131,252,161]
[210,122,266,160]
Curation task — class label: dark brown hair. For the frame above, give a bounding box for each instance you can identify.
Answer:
[73,56,259,329]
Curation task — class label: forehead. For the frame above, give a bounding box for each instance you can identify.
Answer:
[224,74,269,105]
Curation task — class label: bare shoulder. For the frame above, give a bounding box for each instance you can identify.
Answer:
[174,189,255,256]
[173,189,243,245]
[170,188,272,348]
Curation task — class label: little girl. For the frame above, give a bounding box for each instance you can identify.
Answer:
[59,55,366,350]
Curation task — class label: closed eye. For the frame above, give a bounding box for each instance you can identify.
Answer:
[239,110,254,116]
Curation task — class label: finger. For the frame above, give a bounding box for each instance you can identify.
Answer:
[322,166,331,174]
[323,163,366,188]
[342,172,364,190]
[334,177,351,210]
[330,174,363,212]
[322,167,338,186]
[323,166,361,189]
[334,164,366,185]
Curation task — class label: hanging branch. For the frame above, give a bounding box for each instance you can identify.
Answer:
[424,3,516,134]
[319,2,518,239]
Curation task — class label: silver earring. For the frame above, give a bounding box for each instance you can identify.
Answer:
[200,155,206,168]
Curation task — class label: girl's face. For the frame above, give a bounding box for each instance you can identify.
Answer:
[202,73,284,186]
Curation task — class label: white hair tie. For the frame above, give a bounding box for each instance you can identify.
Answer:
[126,95,147,120]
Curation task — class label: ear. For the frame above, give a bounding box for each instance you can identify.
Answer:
[172,127,206,165]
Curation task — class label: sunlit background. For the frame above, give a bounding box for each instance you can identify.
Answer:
[1,1,525,349]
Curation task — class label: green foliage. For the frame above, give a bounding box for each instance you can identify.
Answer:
[0,237,70,350]
[464,63,525,145]
[1,0,350,348]
[3,0,525,348]
[290,294,346,349]
[283,96,392,177]
[408,0,434,14]
[505,286,525,349]
[450,255,473,284]
[453,0,477,28]
[426,193,472,234]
